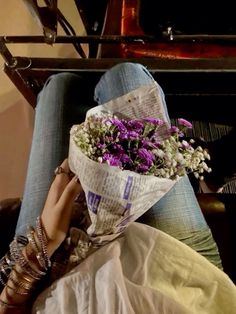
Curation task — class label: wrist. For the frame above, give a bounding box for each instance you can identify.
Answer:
[0,296,29,314]
[0,217,52,310]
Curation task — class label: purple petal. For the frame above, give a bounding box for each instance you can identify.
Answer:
[106,118,127,132]
[102,153,122,167]
[120,154,132,164]
[181,140,191,149]
[119,132,128,140]
[126,131,140,140]
[169,126,179,133]
[136,163,150,173]
[127,119,144,132]
[178,118,192,129]
[141,139,151,148]
[143,117,164,125]
[137,148,154,166]
[111,144,125,154]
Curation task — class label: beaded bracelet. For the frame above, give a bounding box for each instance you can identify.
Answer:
[35,217,51,269]
[27,227,39,253]
[26,226,49,271]
[9,238,26,266]
[25,237,47,271]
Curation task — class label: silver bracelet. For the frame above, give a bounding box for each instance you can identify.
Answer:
[35,217,51,268]
[27,228,47,270]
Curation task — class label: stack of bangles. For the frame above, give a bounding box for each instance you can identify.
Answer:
[0,217,51,310]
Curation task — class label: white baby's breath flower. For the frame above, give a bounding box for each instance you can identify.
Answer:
[201,162,209,171]
[175,152,184,163]
[153,149,165,158]
[160,169,166,176]
[165,152,172,161]
[98,157,103,163]
[193,157,201,165]
[171,160,177,168]
[203,150,211,160]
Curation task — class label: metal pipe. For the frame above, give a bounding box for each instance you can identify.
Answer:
[10,56,236,72]
[3,34,236,44]
[2,35,155,44]
[0,37,16,65]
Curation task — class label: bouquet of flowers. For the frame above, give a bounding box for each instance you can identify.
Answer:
[72,115,211,180]
[68,84,211,245]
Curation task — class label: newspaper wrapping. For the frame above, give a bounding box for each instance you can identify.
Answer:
[68,83,179,246]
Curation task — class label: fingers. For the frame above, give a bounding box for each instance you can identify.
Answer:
[44,159,74,207]
[50,176,82,235]
[57,175,82,212]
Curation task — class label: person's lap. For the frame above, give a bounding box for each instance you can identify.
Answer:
[15,63,222,269]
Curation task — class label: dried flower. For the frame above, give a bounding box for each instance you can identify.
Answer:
[72,115,211,180]
[178,118,193,129]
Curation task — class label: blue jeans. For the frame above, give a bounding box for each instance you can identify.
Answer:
[15,63,222,269]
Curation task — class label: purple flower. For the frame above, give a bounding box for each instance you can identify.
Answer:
[111,144,124,154]
[127,119,144,132]
[137,148,154,166]
[141,139,151,148]
[120,154,132,164]
[169,126,184,137]
[126,131,139,140]
[118,130,139,141]
[178,118,192,129]
[181,140,191,149]
[106,118,127,132]
[169,126,179,133]
[119,132,128,140]
[102,153,122,167]
[143,117,164,125]
[136,163,150,173]
[141,138,159,149]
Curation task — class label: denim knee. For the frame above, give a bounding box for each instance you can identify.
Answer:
[43,72,81,92]
[94,62,155,104]
[105,62,154,81]
[36,72,83,109]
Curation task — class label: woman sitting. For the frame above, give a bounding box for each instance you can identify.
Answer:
[0,63,235,314]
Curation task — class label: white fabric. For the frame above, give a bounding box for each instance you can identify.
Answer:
[33,223,236,314]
